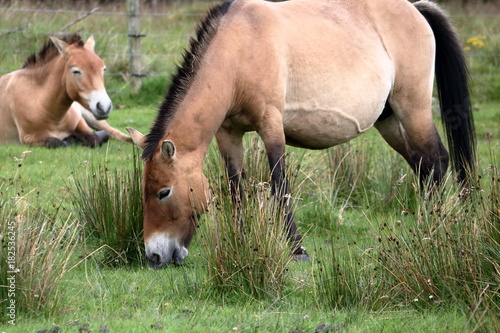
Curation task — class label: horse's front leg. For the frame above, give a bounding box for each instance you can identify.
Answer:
[215,128,245,205]
[73,116,110,147]
[258,118,309,261]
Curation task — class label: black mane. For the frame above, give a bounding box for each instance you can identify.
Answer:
[142,0,234,161]
[22,33,84,69]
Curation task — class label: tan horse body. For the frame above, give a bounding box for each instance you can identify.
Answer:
[0,34,114,147]
[129,0,475,268]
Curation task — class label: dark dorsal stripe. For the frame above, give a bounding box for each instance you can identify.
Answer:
[21,33,84,69]
[142,0,234,161]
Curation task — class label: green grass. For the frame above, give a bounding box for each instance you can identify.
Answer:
[2,105,498,331]
[1,1,500,332]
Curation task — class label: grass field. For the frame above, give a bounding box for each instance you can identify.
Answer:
[1,1,499,332]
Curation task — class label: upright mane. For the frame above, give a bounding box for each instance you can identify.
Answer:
[21,33,84,69]
[142,0,234,161]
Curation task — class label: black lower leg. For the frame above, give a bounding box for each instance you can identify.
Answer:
[409,143,449,187]
[269,155,309,260]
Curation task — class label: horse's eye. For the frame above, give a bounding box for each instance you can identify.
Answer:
[71,68,82,76]
[103,67,107,73]
[158,188,172,201]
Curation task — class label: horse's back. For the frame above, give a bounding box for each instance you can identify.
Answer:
[222,0,435,149]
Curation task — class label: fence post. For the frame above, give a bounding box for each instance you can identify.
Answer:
[127,0,143,92]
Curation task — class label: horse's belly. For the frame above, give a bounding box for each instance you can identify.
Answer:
[282,104,382,149]
[282,58,392,149]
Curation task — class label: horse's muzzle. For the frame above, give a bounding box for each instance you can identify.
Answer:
[147,249,187,268]
[94,101,112,120]
[145,233,189,269]
[88,90,113,120]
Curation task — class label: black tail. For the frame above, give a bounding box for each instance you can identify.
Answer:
[414,1,476,182]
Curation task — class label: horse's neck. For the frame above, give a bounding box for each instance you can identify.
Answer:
[167,68,234,157]
[24,57,73,116]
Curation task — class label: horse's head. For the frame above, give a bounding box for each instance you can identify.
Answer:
[127,128,209,268]
[51,35,112,120]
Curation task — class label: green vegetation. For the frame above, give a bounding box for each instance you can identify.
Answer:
[71,147,144,266]
[1,1,499,332]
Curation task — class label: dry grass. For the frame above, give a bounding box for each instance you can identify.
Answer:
[0,190,80,316]
[312,141,500,331]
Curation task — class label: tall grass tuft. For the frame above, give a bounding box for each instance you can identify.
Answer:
[199,136,307,300]
[71,148,144,266]
[1,181,79,317]
[371,168,499,330]
[311,238,382,310]
[312,139,499,330]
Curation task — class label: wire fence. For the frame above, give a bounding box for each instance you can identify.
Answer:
[0,5,499,86]
[0,4,217,83]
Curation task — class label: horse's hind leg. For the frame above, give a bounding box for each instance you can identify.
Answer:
[20,131,68,148]
[376,101,449,185]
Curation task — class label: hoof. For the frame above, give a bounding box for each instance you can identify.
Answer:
[43,137,69,148]
[63,135,77,146]
[292,246,310,262]
[95,130,110,144]
[87,130,110,147]
[293,253,310,262]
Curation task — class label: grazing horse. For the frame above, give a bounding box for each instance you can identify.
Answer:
[0,34,112,147]
[128,0,476,268]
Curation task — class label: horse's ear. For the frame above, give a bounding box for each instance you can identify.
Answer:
[126,127,146,150]
[50,36,69,55]
[84,35,95,52]
[161,140,176,162]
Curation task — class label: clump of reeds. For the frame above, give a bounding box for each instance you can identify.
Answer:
[199,136,306,300]
[71,148,144,265]
[309,141,387,310]
[313,138,500,331]
[311,239,382,310]
[0,181,79,317]
[372,165,499,329]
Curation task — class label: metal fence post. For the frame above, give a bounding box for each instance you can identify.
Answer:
[127,0,144,93]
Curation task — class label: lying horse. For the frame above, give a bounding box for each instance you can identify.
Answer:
[0,34,113,147]
[128,0,476,268]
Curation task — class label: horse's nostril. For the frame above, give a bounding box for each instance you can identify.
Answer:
[148,253,161,267]
[94,102,111,119]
